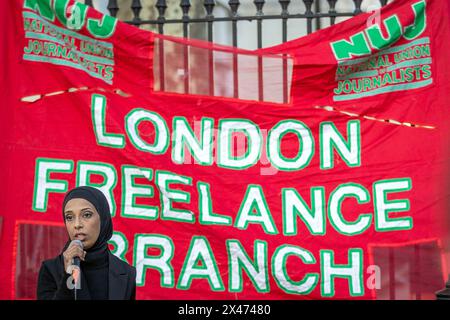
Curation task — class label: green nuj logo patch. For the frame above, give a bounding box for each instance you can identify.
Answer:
[22,0,117,84]
[330,1,432,102]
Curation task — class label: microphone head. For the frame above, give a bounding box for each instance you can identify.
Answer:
[72,239,84,249]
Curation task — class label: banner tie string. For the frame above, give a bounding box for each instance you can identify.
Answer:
[20,87,131,103]
[20,91,435,130]
[315,105,435,130]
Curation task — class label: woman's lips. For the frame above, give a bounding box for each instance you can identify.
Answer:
[74,233,87,240]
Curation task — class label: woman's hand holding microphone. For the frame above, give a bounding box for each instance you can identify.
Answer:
[62,240,86,273]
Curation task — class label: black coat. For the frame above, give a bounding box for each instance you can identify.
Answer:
[37,251,136,300]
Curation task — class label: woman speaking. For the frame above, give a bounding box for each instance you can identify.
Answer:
[37,186,136,300]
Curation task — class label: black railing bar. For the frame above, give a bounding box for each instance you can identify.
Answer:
[156,0,166,91]
[315,0,321,32]
[280,0,288,104]
[181,1,190,94]
[231,2,239,99]
[304,0,313,34]
[256,0,264,102]
[123,12,361,25]
[204,1,215,96]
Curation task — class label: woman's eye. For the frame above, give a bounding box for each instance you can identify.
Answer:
[65,215,73,221]
[83,212,92,218]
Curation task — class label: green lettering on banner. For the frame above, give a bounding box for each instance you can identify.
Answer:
[87,13,118,39]
[121,165,158,220]
[374,178,413,232]
[172,117,214,166]
[320,120,361,170]
[218,119,262,170]
[334,79,433,101]
[125,108,169,155]
[328,183,372,236]
[24,0,117,39]
[54,0,87,31]
[91,94,125,148]
[267,120,314,171]
[331,32,371,61]
[234,185,278,235]
[227,240,270,293]
[331,0,428,60]
[272,245,319,295]
[155,171,194,223]
[321,249,364,297]
[198,182,232,226]
[282,187,326,236]
[24,0,54,21]
[134,234,175,288]
[32,158,74,212]
[177,236,225,291]
[404,1,427,40]
[367,15,402,51]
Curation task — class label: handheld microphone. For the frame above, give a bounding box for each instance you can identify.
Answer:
[70,239,84,300]
[71,239,84,268]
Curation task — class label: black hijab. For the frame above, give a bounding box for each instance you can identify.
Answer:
[61,186,112,299]
[61,186,113,263]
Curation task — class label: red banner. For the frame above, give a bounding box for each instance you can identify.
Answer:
[1,0,450,300]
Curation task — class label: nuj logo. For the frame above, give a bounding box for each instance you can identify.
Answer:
[331,0,426,61]
[23,0,117,39]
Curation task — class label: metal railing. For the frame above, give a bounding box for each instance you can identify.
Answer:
[84,1,390,47]
[80,1,392,103]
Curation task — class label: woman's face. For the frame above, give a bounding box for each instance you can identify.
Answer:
[64,198,101,250]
